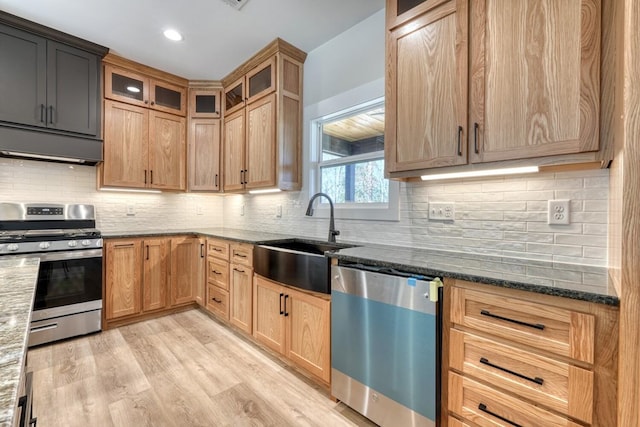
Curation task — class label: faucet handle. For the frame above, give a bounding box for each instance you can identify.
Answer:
[332,230,340,236]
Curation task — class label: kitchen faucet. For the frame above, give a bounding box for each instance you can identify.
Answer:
[305,192,340,243]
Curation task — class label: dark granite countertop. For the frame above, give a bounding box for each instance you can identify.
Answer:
[0,257,39,427]
[102,228,618,306]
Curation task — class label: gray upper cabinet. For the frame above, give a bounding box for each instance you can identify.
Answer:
[0,22,101,137]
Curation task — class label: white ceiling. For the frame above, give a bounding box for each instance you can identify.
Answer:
[0,0,385,80]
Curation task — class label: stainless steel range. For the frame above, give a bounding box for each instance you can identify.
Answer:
[0,203,103,346]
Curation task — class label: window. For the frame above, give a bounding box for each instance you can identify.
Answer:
[311,98,399,221]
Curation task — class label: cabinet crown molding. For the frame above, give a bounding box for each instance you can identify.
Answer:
[103,53,189,87]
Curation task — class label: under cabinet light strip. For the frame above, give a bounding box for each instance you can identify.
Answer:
[100,187,162,194]
[420,166,539,181]
[248,188,282,194]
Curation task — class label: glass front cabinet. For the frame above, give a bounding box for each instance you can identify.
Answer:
[105,64,186,116]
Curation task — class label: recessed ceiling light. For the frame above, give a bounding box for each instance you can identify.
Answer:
[163,29,183,41]
[126,86,140,93]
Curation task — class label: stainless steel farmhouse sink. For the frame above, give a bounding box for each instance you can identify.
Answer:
[253,239,357,294]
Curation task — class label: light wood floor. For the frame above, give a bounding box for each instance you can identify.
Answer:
[28,309,377,427]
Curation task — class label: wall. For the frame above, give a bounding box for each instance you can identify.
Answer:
[0,158,224,233]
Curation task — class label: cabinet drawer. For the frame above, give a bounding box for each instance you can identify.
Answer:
[207,258,229,290]
[450,287,595,363]
[207,285,229,320]
[207,239,229,260]
[449,330,593,424]
[448,372,582,427]
[230,243,253,266]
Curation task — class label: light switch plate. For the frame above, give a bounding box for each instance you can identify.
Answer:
[429,202,455,221]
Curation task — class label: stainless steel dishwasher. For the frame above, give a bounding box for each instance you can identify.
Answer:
[331,264,442,427]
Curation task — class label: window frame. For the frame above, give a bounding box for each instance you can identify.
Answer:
[310,97,399,221]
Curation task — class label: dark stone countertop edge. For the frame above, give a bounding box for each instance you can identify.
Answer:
[329,252,619,307]
[101,229,618,306]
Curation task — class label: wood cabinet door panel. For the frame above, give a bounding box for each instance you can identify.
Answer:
[208,257,229,290]
[170,236,197,306]
[189,88,221,118]
[230,243,253,266]
[386,1,468,173]
[149,110,186,190]
[246,93,276,189]
[450,287,595,364]
[470,0,600,162]
[104,65,149,108]
[207,239,230,260]
[207,285,229,320]
[449,372,581,427]
[450,329,594,424]
[246,56,276,104]
[0,25,47,128]
[286,288,331,383]
[142,238,168,312]
[150,79,186,116]
[189,118,220,191]
[105,240,142,319]
[103,100,148,188]
[223,109,245,191]
[47,41,99,136]
[253,276,286,354]
[224,76,245,115]
[229,265,253,334]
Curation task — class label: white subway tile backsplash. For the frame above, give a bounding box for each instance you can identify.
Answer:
[0,159,610,268]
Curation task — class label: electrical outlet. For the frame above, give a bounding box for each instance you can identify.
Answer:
[429,202,455,221]
[240,204,245,216]
[126,205,135,216]
[196,205,203,215]
[548,199,570,225]
[276,204,282,218]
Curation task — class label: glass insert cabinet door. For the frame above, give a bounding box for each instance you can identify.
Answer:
[189,88,221,118]
[396,0,429,15]
[246,56,276,104]
[224,78,245,115]
[150,80,186,115]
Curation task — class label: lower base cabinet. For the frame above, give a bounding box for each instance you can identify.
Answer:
[104,235,203,328]
[253,275,331,384]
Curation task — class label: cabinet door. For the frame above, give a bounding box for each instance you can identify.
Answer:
[386,1,468,174]
[253,276,286,354]
[103,100,149,188]
[188,118,221,191]
[194,238,206,306]
[104,65,149,108]
[207,285,229,320]
[286,288,331,383]
[105,239,143,319]
[229,264,253,334]
[150,79,186,116]
[0,24,47,128]
[189,88,221,118]
[246,56,276,104]
[142,238,168,312]
[224,77,245,115]
[245,92,276,189]
[170,236,198,306]
[223,109,246,191]
[46,41,99,136]
[470,0,600,163]
[149,110,186,190]
[386,0,449,29]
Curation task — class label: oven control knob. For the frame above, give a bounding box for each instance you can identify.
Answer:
[68,241,78,247]
[39,242,50,249]
[81,239,91,246]
[7,244,19,251]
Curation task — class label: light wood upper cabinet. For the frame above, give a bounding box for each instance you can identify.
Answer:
[142,238,168,312]
[102,100,185,190]
[103,100,149,188]
[385,0,603,177]
[189,88,221,118]
[188,118,221,191]
[469,0,600,163]
[105,239,143,320]
[221,39,305,193]
[386,0,468,173]
[105,64,186,116]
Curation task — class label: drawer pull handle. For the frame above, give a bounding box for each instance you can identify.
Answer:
[212,297,222,303]
[480,309,545,330]
[235,253,247,258]
[480,357,544,385]
[279,293,284,315]
[213,247,223,252]
[478,403,522,427]
[233,267,245,273]
[212,270,222,275]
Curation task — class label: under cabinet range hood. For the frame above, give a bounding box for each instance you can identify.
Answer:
[0,126,103,165]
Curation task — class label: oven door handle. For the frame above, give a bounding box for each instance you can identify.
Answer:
[36,248,103,262]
